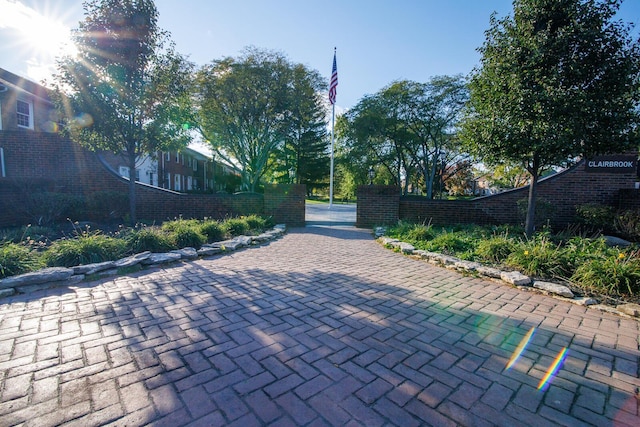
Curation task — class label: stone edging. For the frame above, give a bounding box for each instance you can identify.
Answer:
[376,233,640,319]
[0,225,287,299]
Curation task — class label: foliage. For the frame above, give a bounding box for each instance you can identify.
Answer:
[169,226,206,249]
[575,204,616,231]
[200,220,226,243]
[0,225,55,245]
[85,191,130,221]
[0,216,273,278]
[505,235,575,279]
[243,214,272,231]
[223,218,250,236]
[0,243,42,279]
[339,77,469,197]
[44,231,129,267]
[571,251,640,296]
[614,210,640,241]
[275,63,329,188]
[196,48,327,192]
[53,0,194,223]
[516,198,554,229]
[385,221,640,298]
[461,0,640,237]
[125,228,176,253]
[422,230,474,257]
[575,204,640,240]
[20,192,85,226]
[475,235,518,264]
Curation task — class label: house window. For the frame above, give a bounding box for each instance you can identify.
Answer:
[174,174,181,191]
[17,99,33,129]
[164,172,171,189]
[175,152,180,163]
[187,157,192,167]
[119,166,130,179]
[193,160,197,171]
[164,151,170,161]
[0,147,5,178]
[135,169,140,182]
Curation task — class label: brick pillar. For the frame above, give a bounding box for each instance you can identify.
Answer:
[264,184,306,227]
[356,185,400,228]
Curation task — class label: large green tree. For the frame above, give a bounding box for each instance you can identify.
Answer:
[339,77,468,197]
[196,48,327,192]
[54,0,194,223]
[275,63,329,191]
[461,0,640,236]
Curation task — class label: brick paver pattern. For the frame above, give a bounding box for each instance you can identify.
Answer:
[1,227,639,426]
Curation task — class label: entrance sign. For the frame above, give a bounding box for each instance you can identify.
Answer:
[585,155,637,173]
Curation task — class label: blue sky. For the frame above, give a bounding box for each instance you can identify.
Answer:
[1,0,638,111]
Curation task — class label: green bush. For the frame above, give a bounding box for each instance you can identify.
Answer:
[571,251,640,296]
[423,231,473,256]
[243,214,269,231]
[200,220,226,242]
[126,228,175,253]
[169,226,206,249]
[475,235,517,264]
[575,204,615,231]
[161,218,201,233]
[0,243,42,278]
[505,236,572,279]
[223,218,250,236]
[406,223,436,242]
[44,232,128,267]
[614,210,640,241]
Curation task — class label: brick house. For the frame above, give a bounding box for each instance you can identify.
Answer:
[1,67,239,193]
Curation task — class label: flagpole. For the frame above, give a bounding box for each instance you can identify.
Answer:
[328,47,337,209]
[329,102,335,209]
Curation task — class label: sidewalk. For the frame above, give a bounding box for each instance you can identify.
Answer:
[0,226,638,426]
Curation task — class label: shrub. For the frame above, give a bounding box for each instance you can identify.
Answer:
[126,228,175,253]
[169,226,206,249]
[21,192,85,226]
[571,251,640,296]
[575,203,615,232]
[406,223,436,242]
[85,191,129,221]
[423,231,473,256]
[44,232,128,267]
[161,219,201,233]
[475,235,517,264]
[223,218,250,236]
[0,225,55,244]
[0,243,42,278]
[200,220,226,242]
[505,236,572,279]
[243,214,269,231]
[614,209,640,241]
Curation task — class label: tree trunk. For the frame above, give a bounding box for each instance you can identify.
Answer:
[128,151,137,225]
[525,167,538,238]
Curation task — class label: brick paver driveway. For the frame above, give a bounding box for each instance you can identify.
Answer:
[1,226,639,426]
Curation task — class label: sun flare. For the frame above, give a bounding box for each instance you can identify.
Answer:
[0,0,78,80]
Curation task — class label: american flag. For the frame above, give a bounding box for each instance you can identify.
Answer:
[329,50,338,105]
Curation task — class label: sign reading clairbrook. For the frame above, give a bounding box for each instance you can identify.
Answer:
[585,155,637,174]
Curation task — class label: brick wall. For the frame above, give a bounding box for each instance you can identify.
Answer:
[0,131,302,227]
[356,185,400,228]
[264,184,306,227]
[358,159,637,229]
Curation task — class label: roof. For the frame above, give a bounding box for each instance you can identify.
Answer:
[0,68,52,104]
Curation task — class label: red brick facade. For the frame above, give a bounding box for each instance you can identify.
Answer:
[0,131,305,227]
[357,160,638,229]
